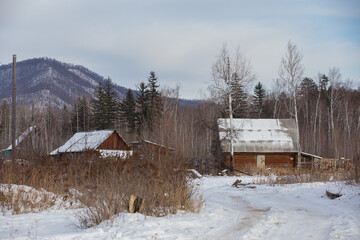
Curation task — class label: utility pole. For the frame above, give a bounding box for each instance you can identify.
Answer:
[11,55,17,159]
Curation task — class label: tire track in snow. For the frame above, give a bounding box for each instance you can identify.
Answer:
[201,195,270,240]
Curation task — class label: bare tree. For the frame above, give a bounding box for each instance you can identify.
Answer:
[271,79,285,119]
[209,44,256,171]
[313,73,325,155]
[278,41,304,169]
[328,67,342,158]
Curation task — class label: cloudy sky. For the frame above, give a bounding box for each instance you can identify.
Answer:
[0,0,359,99]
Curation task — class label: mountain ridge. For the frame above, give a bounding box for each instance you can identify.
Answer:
[0,57,130,108]
[0,57,198,108]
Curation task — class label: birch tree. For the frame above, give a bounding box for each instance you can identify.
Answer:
[278,41,304,169]
[328,67,342,158]
[209,44,256,171]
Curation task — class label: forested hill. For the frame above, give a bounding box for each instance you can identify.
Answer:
[0,58,130,108]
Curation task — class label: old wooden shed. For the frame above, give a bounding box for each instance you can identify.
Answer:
[1,126,37,158]
[130,140,174,156]
[218,118,299,169]
[50,130,132,160]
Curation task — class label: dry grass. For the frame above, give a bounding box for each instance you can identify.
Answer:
[0,150,202,228]
[75,150,202,228]
[0,184,58,215]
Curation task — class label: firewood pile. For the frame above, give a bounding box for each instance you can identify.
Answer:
[313,158,353,171]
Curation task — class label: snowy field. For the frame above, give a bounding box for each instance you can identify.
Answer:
[1,175,359,240]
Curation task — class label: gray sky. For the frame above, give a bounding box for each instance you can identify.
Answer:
[1,0,359,99]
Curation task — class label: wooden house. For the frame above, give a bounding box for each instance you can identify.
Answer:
[218,119,299,169]
[50,130,132,160]
[1,126,37,158]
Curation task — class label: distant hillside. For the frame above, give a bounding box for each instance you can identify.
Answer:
[0,58,130,108]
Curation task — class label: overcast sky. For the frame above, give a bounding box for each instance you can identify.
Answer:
[0,0,359,99]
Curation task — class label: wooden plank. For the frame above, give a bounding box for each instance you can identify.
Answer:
[98,132,130,150]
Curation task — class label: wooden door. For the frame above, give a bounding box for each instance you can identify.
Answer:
[257,155,265,168]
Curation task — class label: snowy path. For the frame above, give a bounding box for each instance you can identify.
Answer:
[200,177,360,240]
[1,176,359,239]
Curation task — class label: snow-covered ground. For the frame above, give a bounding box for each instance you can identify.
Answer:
[1,176,359,239]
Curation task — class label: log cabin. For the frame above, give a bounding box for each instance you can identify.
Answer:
[50,130,132,160]
[218,118,299,169]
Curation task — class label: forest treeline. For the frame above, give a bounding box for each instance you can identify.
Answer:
[0,67,359,170]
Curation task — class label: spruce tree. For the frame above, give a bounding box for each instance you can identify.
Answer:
[146,71,163,131]
[91,82,105,129]
[103,78,119,128]
[231,73,247,118]
[91,78,118,130]
[120,89,137,133]
[136,81,149,135]
[252,82,266,118]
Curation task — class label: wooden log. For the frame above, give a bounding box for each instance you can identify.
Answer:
[129,195,137,213]
[129,194,144,213]
[326,191,342,199]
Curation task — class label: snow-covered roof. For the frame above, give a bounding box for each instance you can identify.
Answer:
[218,118,298,153]
[301,152,322,159]
[6,126,36,151]
[50,130,115,155]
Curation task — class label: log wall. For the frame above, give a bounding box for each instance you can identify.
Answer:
[225,152,297,170]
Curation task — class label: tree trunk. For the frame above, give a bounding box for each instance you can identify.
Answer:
[293,90,301,169]
[229,92,234,171]
[330,92,337,158]
[11,54,16,159]
[313,87,321,154]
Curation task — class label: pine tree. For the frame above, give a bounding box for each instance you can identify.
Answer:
[120,89,137,133]
[320,74,329,92]
[300,77,318,99]
[252,82,266,118]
